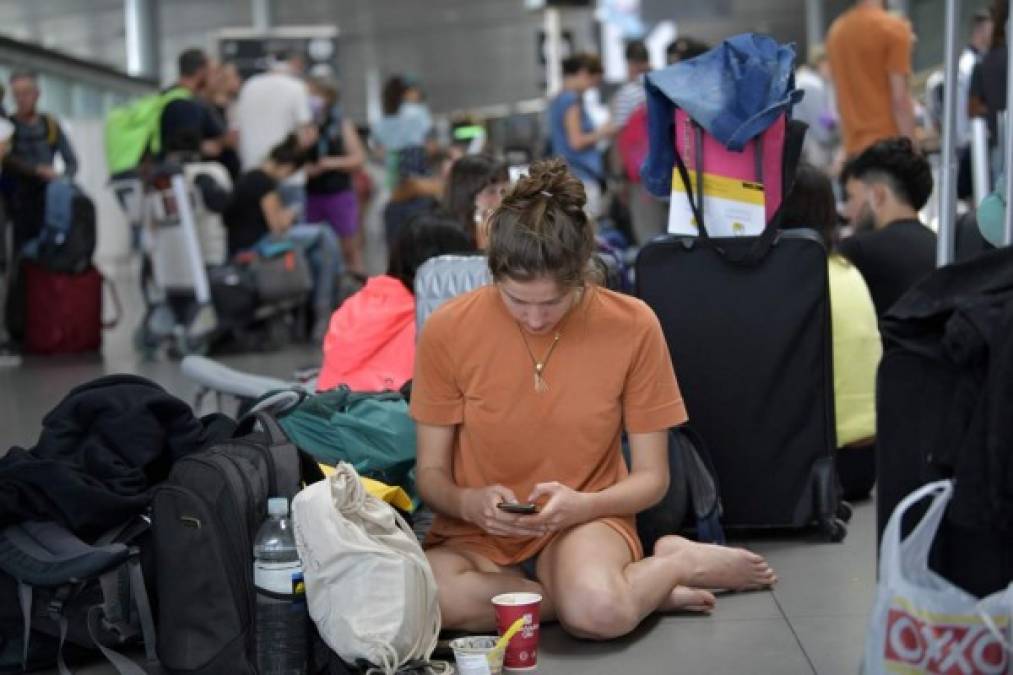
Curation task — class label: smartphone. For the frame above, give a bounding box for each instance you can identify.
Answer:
[497,502,539,515]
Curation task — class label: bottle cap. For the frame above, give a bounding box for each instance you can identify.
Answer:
[267,497,289,517]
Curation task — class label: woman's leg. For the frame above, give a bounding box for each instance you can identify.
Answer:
[535,522,706,640]
[426,546,554,633]
[332,190,365,276]
[288,224,343,339]
[537,523,776,641]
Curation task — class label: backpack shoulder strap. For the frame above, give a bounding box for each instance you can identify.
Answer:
[238,410,323,498]
[43,114,59,148]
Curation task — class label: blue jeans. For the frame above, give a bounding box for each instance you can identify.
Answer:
[278,182,307,223]
[287,224,342,312]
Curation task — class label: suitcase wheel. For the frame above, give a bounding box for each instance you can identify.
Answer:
[836,501,854,524]
[821,518,848,543]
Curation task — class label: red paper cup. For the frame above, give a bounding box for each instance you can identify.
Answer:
[492,592,542,672]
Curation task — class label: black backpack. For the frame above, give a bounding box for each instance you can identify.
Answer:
[152,411,323,675]
[0,517,156,674]
[37,190,97,275]
[630,427,725,554]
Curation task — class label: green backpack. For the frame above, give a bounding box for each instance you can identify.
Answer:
[104,87,191,175]
[275,386,419,505]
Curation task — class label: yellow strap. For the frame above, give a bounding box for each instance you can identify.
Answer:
[318,464,414,512]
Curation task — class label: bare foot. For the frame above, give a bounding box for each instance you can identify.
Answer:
[654,535,777,592]
[658,585,717,614]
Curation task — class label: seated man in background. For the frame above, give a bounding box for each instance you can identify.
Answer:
[838,137,936,317]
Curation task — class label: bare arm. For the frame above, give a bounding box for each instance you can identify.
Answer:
[417,423,545,537]
[525,430,670,532]
[889,73,917,145]
[259,191,296,235]
[318,119,366,173]
[416,423,468,519]
[564,104,615,151]
[585,430,670,518]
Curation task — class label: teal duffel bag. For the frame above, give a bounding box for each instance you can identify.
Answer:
[275,386,418,503]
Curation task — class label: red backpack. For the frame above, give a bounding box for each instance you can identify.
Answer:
[616,104,649,183]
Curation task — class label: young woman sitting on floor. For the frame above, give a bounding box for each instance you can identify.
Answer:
[411,159,776,640]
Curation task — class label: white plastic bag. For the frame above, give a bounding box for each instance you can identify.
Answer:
[864,480,1013,674]
[292,463,443,674]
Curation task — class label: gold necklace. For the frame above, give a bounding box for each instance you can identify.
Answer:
[518,328,561,394]
[514,287,584,393]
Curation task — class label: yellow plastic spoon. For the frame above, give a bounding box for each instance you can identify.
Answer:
[488,617,527,665]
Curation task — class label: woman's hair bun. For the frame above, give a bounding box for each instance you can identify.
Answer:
[505,158,587,214]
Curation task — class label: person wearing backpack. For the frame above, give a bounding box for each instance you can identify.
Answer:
[159,49,226,163]
[612,41,667,245]
[4,71,78,258]
[412,160,776,639]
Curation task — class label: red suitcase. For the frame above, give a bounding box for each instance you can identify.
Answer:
[23,262,119,354]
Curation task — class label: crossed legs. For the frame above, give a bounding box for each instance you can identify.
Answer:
[427,521,776,640]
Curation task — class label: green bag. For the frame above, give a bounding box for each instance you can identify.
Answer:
[276,386,419,504]
[104,87,191,175]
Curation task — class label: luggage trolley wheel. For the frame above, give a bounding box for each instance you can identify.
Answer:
[820,517,848,543]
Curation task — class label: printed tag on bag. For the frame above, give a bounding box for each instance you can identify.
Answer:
[883,600,1010,674]
[669,168,765,237]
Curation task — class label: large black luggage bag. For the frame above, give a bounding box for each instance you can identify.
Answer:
[636,229,845,539]
[876,245,1013,598]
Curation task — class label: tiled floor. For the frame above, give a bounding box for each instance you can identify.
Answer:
[1,331,877,675]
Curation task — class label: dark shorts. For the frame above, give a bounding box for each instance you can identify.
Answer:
[306,189,359,239]
[518,555,540,581]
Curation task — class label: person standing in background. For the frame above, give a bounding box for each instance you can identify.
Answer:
[794,49,840,172]
[970,0,1008,173]
[159,49,226,161]
[305,77,368,277]
[234,51,317,218]
[5,71,78,257]
[826,0,916,157]
[548,54,616,220]
[373,75,442,245]
[612,41,667,244]
[203,61,243,181]
[0,117,19,367]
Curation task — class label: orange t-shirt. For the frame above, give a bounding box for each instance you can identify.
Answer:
[826,5,913,156]
[410,285,687,566]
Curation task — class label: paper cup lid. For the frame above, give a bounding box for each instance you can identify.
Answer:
[492,592,542,606]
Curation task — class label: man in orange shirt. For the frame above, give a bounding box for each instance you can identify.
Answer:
[827,0,916,156]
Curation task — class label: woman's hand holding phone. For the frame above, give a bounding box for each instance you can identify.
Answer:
[460,485,548,538]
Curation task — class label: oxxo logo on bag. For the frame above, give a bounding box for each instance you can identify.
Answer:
[884,605,1010,674]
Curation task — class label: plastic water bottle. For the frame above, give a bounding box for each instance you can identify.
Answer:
[254,497,307,675]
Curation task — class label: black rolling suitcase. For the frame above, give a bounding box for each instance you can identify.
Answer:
[637,229,844,539]
[876,245,1013,597]
[635,112,846,539]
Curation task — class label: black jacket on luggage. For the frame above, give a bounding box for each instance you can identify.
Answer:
[0,374,234,537]
[877,245,1013,597]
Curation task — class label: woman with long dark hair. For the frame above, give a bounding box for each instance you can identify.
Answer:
[443,154,509,248]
